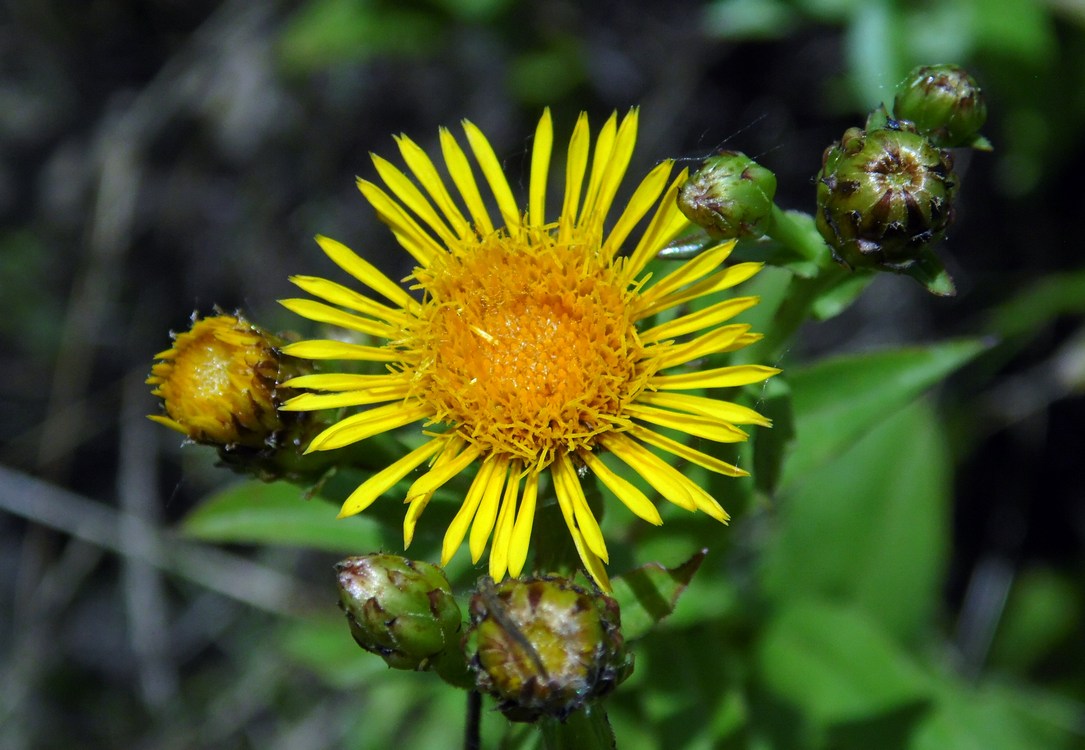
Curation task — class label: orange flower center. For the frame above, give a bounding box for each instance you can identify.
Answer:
[409,236,649,463]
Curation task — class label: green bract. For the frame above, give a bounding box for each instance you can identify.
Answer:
[335,554,467,681]
[815,125,956,272]
[893,64,988,149]
[467,576,632,722]
[677,151,778,239]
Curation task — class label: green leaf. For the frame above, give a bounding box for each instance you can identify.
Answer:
[910,680,1081,750]
[988,567,1083,675]
[755,599,933,727]
[278,0,441,73]
[781,338,989,486]
[182,479,385,553]
[763,400,950,642]
[751,376,795,496]
[609,549,707,641]
[987,269,1085,340]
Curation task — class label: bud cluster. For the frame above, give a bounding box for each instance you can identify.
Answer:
[466,576,632,722]
[336,554,470,685]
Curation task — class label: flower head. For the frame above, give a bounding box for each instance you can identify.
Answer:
[148,314,287,447]
[281,109,778,588]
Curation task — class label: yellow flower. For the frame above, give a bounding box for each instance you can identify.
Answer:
[148,314,285,446]
[280,109,778,589]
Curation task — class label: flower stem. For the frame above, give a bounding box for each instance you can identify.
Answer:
[539,706,616,750]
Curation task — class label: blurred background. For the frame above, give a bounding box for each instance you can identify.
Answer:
[1,0,1084,747]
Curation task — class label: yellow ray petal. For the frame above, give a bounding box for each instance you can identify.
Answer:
[553,454,608,563]
[577,111,617,230]
[337,438,445,518]
[636,391,772,427]
[279,386,408,411]
[590,108,638,230]
[599,433,696,511]
[439,127,494,236]
[289,275,408,325]
[489,461,522,581]
[370,156,458,246]
[394,134,473,240]
[469,456,509,563]
[601,160,673,260]
[650,364,781,391]
[640,296,760,342]
[403,492,432,548]
[305,401,432,452]
[558,112,590,242]
[281,373,405,392]
[639,241,736,305]
[404,437,466,547]
[356,180,442,266]
[305,403,430,453]
[653,325,751,370]
[314,235,419,313]
[529,109,553,228]
[580,450,662,525]
[623,170,692,280]
[442,455,499,566]
[280,339,402,363]
[637,262,763,318]
[605,432,728,521]
[406,442,483,499]
[507,470,538,578]
[569,526,611,592]
[628,424,748,478]
[278,298,394,339]
[624,403,748,443]
[463,120,521,235]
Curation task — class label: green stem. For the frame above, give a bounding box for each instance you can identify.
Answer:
[750,263,852,364]
[766,205,832,266]
[539,706,616,750]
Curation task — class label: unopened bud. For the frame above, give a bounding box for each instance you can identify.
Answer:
[147,314,291,447]
[677,151,777,239]
[893,64,988,149]
[336,554,468,684]
[467,576,632,722]
[815,125,956,272]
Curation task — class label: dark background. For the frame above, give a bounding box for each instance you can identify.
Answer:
[2,0,1083,747]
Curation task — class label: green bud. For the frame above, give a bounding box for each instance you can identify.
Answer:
[466,576,632,723]
[893,64,988,149]
[677,151,778,239]
[336,554,467,682]
[815,124,956,272]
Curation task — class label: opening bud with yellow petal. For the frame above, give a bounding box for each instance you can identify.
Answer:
[336,554,470,687]
[815,124,957,277]
[893,64,990,150]
[466,576,632,722]
[148,314,292,448]
[677,151,778,239]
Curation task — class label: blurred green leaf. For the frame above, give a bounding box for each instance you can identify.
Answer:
[507,38,585,107]
[756,599,933,726]
[910,680,1081,750]
[970,0,1055,66]
[989,566,1083,675]
[752,376,794,496]
[279,0,441,73]
[279,615,383,688]
[763,399,950,642]
[182,479,385,553]
[610,549,707,641]
[425,0,516,21]
[703,0,799,40]
[781,338,989,485]
[987,269,1085,340]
